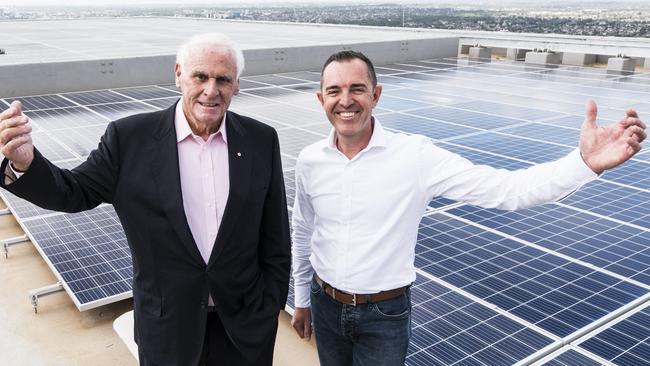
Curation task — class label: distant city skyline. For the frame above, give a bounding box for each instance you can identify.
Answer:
[2,0,650,6]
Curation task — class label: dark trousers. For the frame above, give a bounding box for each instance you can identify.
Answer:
[139,312,276,366]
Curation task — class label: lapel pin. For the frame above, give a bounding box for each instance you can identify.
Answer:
[237,152,242,157]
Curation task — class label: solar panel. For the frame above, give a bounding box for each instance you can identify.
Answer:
[20,205,131,309]
[577,303,650,366]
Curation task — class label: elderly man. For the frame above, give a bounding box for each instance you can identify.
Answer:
[0,33,290,366]
[291,51,646,366]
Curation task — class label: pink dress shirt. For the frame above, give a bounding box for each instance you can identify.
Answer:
[175,101,230,265]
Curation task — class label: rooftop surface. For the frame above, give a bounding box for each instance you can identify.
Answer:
[0,17,450,65]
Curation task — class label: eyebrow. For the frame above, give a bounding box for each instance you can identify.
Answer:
[191,71,233,82]
[324,83,368,92]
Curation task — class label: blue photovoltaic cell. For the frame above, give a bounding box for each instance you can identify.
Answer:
[32,132,79,162]
[498,123,580,147]
[381,112,480,140]
[560,180,650,230]
[579,305,650,366]
[283,170,296,209]
[62,90,132,105]
[446,205,650,285]
[453,100,561,121]
[242,74,310,86]
[429,196,457,209]
[50,125,109,157]
[406,275,554,366]
[87,101,158,121]
[544,114,610,129]
[6,94,77,111]
[416,214,649,337]
[276,127,324,158]
[111,86,180,100]
[26,107,109,131]
[436,142,532,171]
[599,159,650,190]
[377,95,433,111]
[542,349,602,366]
[409,105,525,130]
[384,88,472,106]
[142,97,179,110]
[378,75,428,88]
[451,132,573,163]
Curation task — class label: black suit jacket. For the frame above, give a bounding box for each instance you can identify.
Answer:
[1,103,291,365]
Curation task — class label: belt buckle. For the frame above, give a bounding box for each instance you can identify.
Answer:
[352,293,357,306]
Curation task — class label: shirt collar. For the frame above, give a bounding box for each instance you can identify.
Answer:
[326,116,387,152]
[175,98,228,143]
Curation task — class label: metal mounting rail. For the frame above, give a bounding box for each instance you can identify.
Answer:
[29,282,64,314]
[2,234,29,259]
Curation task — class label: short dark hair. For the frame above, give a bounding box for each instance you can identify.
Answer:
[320,50,377,89]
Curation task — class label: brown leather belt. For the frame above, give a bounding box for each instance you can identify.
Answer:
[314,273,408,306]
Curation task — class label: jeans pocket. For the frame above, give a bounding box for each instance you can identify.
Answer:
[310,278,323,296]
[371,292,410,319]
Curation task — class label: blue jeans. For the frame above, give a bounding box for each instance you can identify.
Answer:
[310,278,412,366]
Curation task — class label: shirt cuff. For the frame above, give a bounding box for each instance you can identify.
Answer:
[294,283,311,308]
[9,162,25,179]
[567,148,600,180]
[555,148,599,198]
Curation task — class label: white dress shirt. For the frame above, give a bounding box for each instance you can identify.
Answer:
[291,119,597,308]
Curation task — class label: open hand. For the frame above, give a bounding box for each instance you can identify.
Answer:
[579,100,646,174]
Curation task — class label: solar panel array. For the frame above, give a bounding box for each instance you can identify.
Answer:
[1,58,649,364]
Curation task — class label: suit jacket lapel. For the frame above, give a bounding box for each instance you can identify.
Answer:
[151,101,205,267]
[207,111,251,267]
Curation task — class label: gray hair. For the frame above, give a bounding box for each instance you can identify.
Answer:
[176,32,245,78]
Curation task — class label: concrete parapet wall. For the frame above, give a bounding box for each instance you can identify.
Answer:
[0,55,176,98]
[0,37,459,98]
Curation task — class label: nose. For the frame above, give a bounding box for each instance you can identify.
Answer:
[203,79,220,98]
[338,90,353,108]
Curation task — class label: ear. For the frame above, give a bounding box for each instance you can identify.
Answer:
[174,63,182,88]
[316,90,324,106]
[371,84,383,107]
